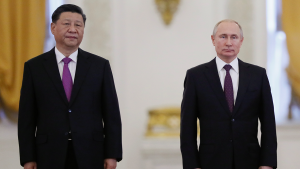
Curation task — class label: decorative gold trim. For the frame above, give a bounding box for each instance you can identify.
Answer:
[145,107,200,137]
[155,0,180,25]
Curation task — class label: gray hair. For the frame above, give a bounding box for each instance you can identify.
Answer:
[212,19,243,38]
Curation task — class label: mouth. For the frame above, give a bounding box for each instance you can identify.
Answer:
[65,36,78,39]
[223,49,234,52]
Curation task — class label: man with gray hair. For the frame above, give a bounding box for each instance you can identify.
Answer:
[180,19,277,169]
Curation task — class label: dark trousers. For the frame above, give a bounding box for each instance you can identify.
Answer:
[65,140,78,169]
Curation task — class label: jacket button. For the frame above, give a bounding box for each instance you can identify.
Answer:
[68,109,72,113]
[232,119,235,122]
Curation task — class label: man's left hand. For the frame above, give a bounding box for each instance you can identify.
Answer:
[259,166,273,169]
[104,158,117,169]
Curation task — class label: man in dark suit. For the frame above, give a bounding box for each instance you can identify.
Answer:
[18,4,122,169]
[180,19,277,169]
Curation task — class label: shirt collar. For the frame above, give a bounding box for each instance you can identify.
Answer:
[55,47,78,63]
[215,56,239,74]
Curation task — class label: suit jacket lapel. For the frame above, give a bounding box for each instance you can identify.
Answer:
[204,58,231,116]
[69,48,92,106]
[43,48,69,106]
[232,59,251,116]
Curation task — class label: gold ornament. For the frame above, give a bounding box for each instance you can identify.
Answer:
[155,0,180,25]
[145,107,200,137]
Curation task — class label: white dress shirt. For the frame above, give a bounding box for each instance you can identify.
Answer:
[55,47,78,83]
[215,56,239,104]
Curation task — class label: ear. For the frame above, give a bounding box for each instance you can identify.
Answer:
[211,35,216,46]
[50,23,56,35]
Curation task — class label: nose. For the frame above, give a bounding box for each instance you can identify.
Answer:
[68,24,76,33]
[226,38,232,46]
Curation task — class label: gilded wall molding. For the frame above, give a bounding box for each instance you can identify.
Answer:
[155,0,180,25]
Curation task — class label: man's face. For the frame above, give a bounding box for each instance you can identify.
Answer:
[51,12,84,50]
[211,22,244,60]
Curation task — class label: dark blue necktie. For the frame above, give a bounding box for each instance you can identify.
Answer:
[224,65,234,113]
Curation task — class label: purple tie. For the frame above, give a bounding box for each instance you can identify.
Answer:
[224,65,234,112]
[62,57,73,102]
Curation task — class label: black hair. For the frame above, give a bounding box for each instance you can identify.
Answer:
[52,4,86,24]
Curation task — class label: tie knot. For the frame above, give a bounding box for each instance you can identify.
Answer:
[62,57,72,64]
[223,65,232,71]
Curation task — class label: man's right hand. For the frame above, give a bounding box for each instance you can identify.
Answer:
[24,162,37,169]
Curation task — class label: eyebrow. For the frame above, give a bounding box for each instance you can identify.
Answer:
[219,34,239,37]
[63,19,83,23]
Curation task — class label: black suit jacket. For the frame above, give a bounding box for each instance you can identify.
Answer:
[18,48,122,169]
[180,58,277,169]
